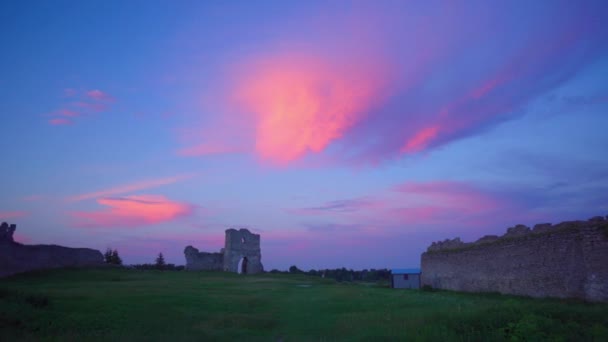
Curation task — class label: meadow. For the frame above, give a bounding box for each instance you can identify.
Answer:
[0,268,607,341]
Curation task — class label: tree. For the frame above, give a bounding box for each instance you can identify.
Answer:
[155,252,166,269]
[111,249,122,265]
[289,265,302,274]
[104,248,113,264]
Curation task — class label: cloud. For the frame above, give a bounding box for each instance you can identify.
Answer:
[179,1,608,166]
[86,89,113,101]
[49,118,73,126]
[288,180,509,228]
[0,211,27,220]
[71,195,194,228]
[176,143,242,157]
[47,88,115,125]
[56,109,80,117]
[232,52,391,165]
[291,198,381,215]
[69,174,195,202]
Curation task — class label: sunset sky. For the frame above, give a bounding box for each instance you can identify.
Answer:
[1,1,607,270]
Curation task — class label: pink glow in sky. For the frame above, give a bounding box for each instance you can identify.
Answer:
[71,195,194,228]
[233,52,390,165]
[2,1,607,269]
[69,174,194,202]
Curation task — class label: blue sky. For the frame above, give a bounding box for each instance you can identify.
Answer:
[1,0,607,270]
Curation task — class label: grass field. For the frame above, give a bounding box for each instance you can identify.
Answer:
[1,268,607,341]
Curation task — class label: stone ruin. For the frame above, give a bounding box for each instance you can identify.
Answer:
[421,216,608,302]
[184,228,264,274]
[0,222,104,277]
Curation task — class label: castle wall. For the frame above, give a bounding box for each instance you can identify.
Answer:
[223,228,263,274]
[421,217,608,302]
[0,222,104,277]
[183,246,223,271]
[183,228,264,274]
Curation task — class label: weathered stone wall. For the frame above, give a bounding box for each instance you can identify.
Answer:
[183,246,223,271]
[0,222,104,277]
[421,216,608,302]
[184,228,264,274]
[223,229,263,274]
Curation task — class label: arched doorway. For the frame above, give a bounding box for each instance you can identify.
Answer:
[237,256,249,274]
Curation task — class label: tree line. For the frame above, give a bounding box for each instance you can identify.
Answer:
[104,249,390,280]
[104,249,183,270]
[269,265,391,282]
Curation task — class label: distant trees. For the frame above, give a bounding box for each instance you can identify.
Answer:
[155,253,166,269]
[104,248,112,263]
[104,248,123,265]
[131,263,184,271]
[289,265,303,274]
[272,266,391,283]
[129,252,184,271]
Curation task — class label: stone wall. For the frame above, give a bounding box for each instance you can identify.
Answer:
[184,228,264,274]
[223,228,263,274]
[0,222,104,277]
[421,216,608,302]
[183,246,223,271]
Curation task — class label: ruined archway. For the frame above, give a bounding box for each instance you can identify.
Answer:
[238,256,249,274]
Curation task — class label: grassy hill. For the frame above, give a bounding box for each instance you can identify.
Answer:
[0,268,607,341]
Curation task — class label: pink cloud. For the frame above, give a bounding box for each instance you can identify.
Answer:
[289,180,507,227]
[47,88,115,126]
[176,2,605,167]
[69,174,195,202]
[177,143,242,157]
[401,125,440,154]
[49,118,73,126]
[86,89,113,101]
[71,195,194,228]
[57,109,80,117]
[232,52,391,165]
[0,211,27,220]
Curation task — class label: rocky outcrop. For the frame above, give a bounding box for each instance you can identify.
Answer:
[0,222,104,277]
[421,216,608,302]
[184,228,264,274]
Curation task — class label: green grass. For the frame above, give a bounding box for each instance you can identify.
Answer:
[1,269,607,341]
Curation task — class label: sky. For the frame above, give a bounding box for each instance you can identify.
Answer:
[1,0,607,270]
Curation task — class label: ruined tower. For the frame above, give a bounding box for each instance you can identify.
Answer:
[184,228,264,274]
[223,228,263,274]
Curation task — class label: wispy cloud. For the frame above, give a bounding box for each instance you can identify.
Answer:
[178,1,607,167]
[177,143,243,157]
[0,211,27,220]
[86,89,113,101]
[68,174,195,202]
[47,88,115,125]
[291,198,381,215]
[48,118,73,126]
[71,195,194,228]
[288,180,509,228]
